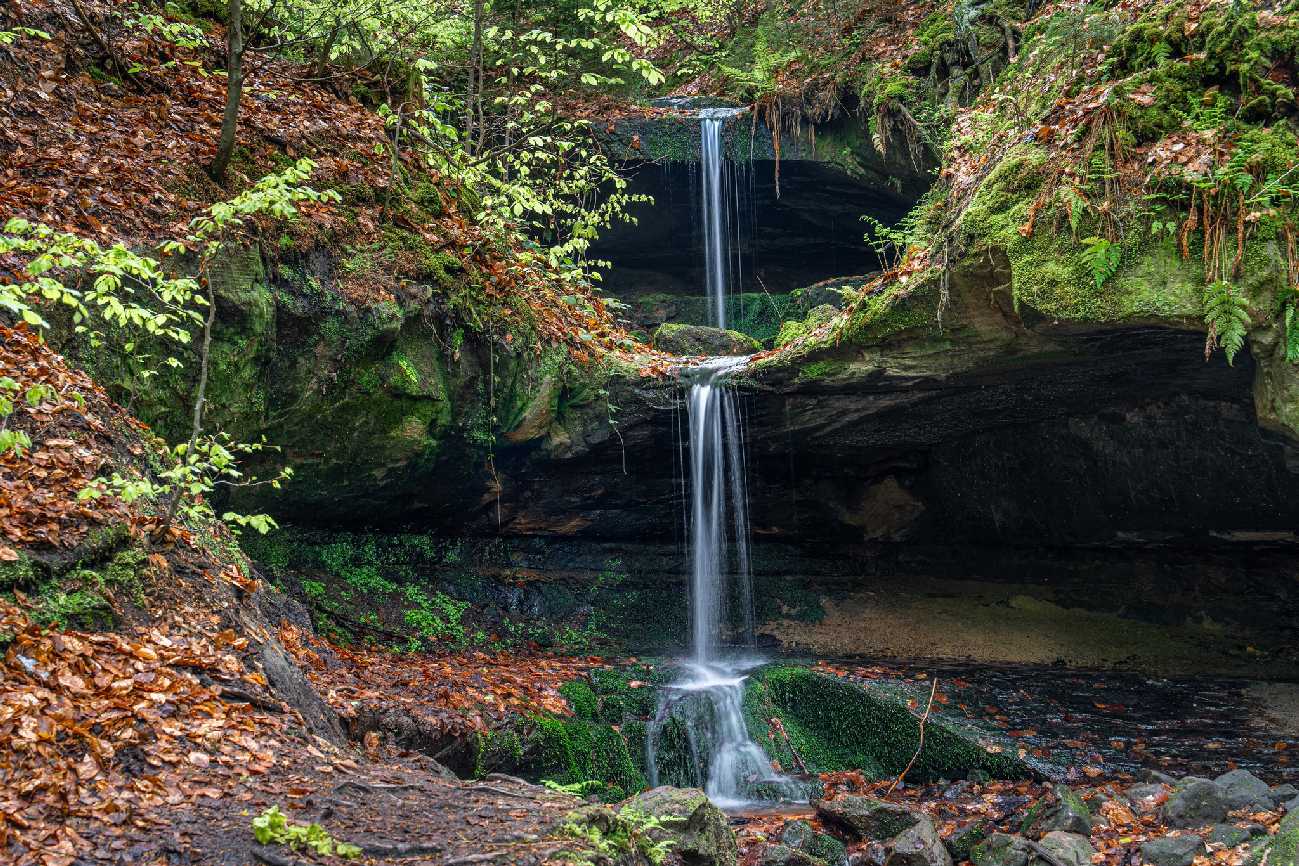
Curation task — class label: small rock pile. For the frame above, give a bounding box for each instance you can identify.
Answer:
[746,769,1298,866]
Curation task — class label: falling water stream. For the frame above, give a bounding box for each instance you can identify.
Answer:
[698,107,746,329]
[643,108,804,809]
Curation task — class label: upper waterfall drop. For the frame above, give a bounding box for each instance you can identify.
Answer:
[698,107,745,330]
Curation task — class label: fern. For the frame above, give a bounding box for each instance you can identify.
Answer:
[1080,236,1121,288]
[1285,303,1299,364]
[1203,280,1251,365]
[1060,186,1089,235]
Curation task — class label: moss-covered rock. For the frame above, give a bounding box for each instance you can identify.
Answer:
[745,666,1037,782]
[652,323,761,356]
[475,713,647,802]
[1251,809,1299,866]
[619,786,739,866]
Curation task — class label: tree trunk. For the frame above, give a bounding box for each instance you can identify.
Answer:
[465,0,483,156]
[209,0,244,184]
[160,282,216,534]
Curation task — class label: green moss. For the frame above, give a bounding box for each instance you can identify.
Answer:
[27,542,148,630]
[745,666,1032,782]
[1251,812,1298,866]
[506,715,647,801]
[560,680,601,721]
[0,553,40,590]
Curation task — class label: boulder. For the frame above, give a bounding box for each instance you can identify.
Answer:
[1140,835,1205,866]
[758,844,825,866]
[946,820,992,861]
[1024,786,1094,838]
[1162,778,1229,829]
[972,833,1033,866]
[1214,770,1273,811]
[619,787,738,866]
[1286,795,1299,814]
[1209,823,1267,848]
[1125,783,1169,814]
[816,796,923,841]
[885,817,953,866]
[782,821,818,851]
[652,323,761,357]
[1271,785,1299,805]
[1037,832,1096,866]
[780,819,847,866]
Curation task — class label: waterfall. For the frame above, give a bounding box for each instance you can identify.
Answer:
[698,107,745,329]
[686,357,749,661]
[645,357,804,809]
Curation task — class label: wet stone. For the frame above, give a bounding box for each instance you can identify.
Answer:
[1215,770,1273,811]
[972,833,1033,866]
[1271,785,1299,805]
[1024,785,1094,838]
[1037,831,1096,866]
[781,820,816,851]
[946,819,992,862]
[1162,778,1229,828]
[816,796,923,841]
[885,817,953,866]
[758,844,826,866]
[1209,823,1266,847]
[780,820,847,866]
[1140,834,1205,866]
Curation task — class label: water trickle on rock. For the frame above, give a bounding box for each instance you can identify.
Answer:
[645,356,805,809]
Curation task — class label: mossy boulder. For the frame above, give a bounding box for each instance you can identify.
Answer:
[775,304,839,348]
[620,786,738,866]
[1023,785,1094,838]
[972,834,1034,866]
[779,819,846,866]
[652,323,761,357]
[475,713,646,802]
[745,666,1037,782]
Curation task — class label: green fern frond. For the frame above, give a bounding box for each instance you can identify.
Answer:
[1203,280,1250,365]
[1080,236,1121,288]
[1284,304,1299,364]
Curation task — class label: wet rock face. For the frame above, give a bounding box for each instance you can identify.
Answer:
[588,159,904,303]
